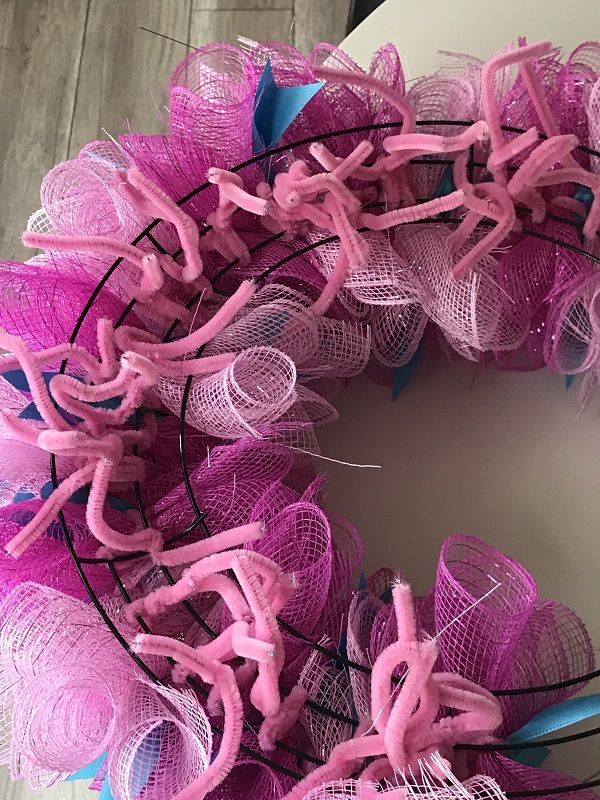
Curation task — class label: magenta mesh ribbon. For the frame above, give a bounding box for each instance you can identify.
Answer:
[0,264,144,358]
[0,33,597,800]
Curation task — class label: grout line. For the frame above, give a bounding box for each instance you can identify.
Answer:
[65,0,91,159]
[291,0,296,45]
[187,0,193,51]
[193,5,293,10]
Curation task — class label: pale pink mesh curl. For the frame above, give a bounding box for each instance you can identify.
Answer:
[371,302,427,367]
[298,775,510,800]
[308,230,423,307]
[108,678,212,800]
[298,638,354,761]
[397,225,527,355]
[157,346,298,438]
[0,583,136,786]
[28,154,145,242]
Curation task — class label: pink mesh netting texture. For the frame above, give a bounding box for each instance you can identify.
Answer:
[0,33,597,800]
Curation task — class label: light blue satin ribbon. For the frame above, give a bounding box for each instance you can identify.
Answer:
[508,693,600,744]
[506,692,600,766]
[252,59,323,153]
[67,727,162,799]
[67,752,114,799]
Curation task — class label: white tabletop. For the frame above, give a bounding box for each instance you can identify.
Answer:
[340,0,599,76]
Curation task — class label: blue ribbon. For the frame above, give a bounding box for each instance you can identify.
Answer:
[2,369,51,392]
[12,482,133,514]
[2,368,123,424]
[506,692,600,766]
[99,778,116,800]
[433,165,456,199]
[66,726,163,798]
[129,725,163,795]
[574,184,594,213]
[66,752,107,782]
[252,59,323,153]
[392,347,421,400]
[508,693,600,744]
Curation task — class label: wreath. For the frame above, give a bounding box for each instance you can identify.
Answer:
[0,35,599,800]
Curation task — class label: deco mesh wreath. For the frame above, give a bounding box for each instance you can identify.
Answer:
[0,33,599,800]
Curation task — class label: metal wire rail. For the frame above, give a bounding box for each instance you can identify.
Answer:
[48,120,600,791]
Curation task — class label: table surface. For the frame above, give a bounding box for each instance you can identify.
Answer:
[340,0,600,75]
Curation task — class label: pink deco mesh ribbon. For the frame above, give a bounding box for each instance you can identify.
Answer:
[0,583,137,787]
[0,33,596,800]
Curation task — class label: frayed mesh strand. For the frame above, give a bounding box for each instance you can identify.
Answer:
[0,33,599,800]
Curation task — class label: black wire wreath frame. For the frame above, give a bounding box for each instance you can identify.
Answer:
[45,118,600,793]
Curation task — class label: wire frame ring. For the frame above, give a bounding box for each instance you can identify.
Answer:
[45,119,600,790]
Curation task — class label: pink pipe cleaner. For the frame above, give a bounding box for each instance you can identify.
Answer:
[308,141,382,182]
[358,191,465,229]
[481,40,553,185]
[0,330,165,558]
[120,166,204,281]
[0,330,69,431]
[486,126,540,174]
[310,249,351,317]
[233,551,286,716]
[0,338,114,384]
[452,186,517,280]
[154,521,264,566]
[128,548,294,630]
[507,134,579,198]
[47,358,151,437]
[312,66,416,133]
[206,169,268,262]
[281,581,502,800]
[114,279,257,359]
[516,37,579,172]
[534,167,600,246]
[132,634,244,800]
[382,120,489,169]
[127,542,294,717]
[22,231,177,292]
[258,684,308,752]
[5,462,96,558]
[21,231,196,323]
[321,140,376,182]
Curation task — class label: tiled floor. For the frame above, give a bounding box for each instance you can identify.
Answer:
[0,1,349,797]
